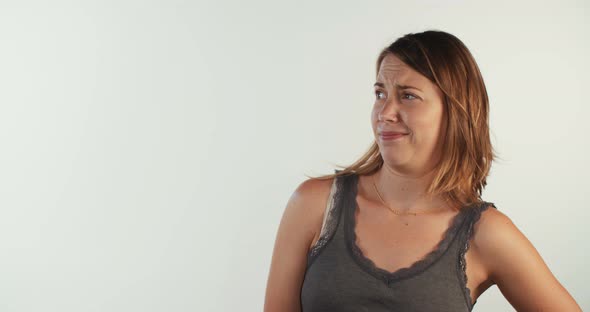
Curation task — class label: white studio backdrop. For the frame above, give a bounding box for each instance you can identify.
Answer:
[0,0,588,311]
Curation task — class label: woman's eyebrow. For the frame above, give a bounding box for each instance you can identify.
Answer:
[373,82,423,92]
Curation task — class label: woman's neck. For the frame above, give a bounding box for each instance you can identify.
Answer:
[361,166,450,214]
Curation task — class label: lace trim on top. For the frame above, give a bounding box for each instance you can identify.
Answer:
[307,174,344,268]
[345,172,478,285]
[457,201,497,311]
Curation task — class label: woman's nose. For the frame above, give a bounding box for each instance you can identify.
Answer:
[378,98,402,123]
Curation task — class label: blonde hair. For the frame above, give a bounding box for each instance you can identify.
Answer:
[306,30,501,210]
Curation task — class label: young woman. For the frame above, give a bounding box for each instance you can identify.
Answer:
[264,30,581,311]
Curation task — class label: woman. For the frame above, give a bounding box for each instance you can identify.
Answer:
[264,30,581,311]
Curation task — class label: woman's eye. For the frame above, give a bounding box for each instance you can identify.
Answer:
[374,90,385,100]
[375,90,417,101]
[403,93,417,100]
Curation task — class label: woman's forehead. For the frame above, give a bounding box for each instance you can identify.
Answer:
[377,67,427,90]
[377,55,442,98]
[377,55,424,85]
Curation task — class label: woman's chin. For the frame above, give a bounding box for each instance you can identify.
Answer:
[380,154,411,166]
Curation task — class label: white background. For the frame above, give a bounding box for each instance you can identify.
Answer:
[0,0,588,311]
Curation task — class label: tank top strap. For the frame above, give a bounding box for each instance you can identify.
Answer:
[306,169,349,268]
[456,201,497,256]
[455,200,498,309]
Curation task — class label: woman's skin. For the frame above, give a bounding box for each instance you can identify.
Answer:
[264,54,582,312]
[370,53,450,214]
[361,53,582,310]
[356,52,490,303]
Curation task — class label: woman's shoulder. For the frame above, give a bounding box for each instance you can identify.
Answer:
[468,203,582,310]
[290,176,338,235]
[470,203,514,249]
[264,176,338,310]
[294,176,336,204]
[469,203,533,278]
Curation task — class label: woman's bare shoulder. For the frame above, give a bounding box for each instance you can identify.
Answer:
[264,177,336,311]
[470,204,582,310]
[290,177,336,230]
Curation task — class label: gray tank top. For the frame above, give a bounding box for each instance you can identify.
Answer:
[300,171,497,311]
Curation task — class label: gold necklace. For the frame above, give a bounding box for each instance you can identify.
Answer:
[370,174,427,220]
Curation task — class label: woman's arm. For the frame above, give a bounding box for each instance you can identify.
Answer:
[264,178,333,312]
[473,206,582,311]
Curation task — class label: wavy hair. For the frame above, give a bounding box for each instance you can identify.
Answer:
[306,30,500,210]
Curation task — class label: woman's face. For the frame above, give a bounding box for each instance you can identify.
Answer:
[371,53,447,176]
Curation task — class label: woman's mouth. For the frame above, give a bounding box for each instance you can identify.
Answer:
[379,133,408,141]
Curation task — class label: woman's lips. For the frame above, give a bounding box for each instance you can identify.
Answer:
[380,133,407,141]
